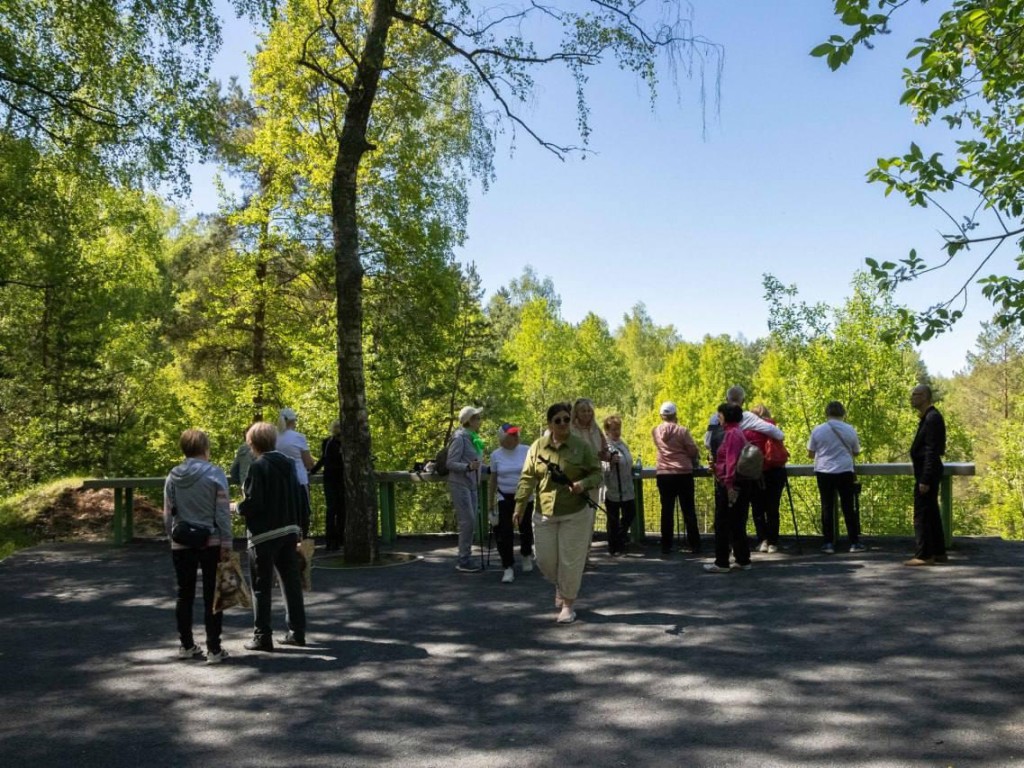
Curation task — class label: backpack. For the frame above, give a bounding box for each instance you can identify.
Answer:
[736,441,764,482]
[707,420,725,461]
[764,438,790,468]
[433,438,453,476]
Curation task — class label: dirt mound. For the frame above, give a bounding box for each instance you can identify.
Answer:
[31,487,165,541]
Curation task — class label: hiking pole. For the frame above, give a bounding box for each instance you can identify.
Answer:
[613,450,624,554]
[784,476,802,554]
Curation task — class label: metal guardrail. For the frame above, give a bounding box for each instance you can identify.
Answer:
[84,463,974,547]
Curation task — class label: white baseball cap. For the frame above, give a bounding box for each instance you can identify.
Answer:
[659,401,677,416]
[458,406,483,425]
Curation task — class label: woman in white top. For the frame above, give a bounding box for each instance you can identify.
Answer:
[487,423,534,583]
[807,401,865,555]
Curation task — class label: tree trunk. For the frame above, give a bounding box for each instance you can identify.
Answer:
[332,0,395,564]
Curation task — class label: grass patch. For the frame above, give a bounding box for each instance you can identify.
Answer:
[0,478,86,560]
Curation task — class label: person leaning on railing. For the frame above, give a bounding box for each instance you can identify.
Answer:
[447,406,485,574]
[807,401,865,555]
[514,402,603,625]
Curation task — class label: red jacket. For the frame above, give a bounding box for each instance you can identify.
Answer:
[744,417,788,470]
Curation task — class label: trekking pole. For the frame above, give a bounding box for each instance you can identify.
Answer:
[784,476,802,554]
[614,451,624,553]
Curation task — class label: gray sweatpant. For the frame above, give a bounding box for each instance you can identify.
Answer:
[449,483,479,565]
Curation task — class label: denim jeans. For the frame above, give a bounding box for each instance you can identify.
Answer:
[173,546,223,653]
[249,534,305,642]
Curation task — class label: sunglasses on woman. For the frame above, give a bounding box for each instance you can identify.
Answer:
[551,416,570,425]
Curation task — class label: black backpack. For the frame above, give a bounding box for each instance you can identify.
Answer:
[707,419,725,461]
[433,438,453,476]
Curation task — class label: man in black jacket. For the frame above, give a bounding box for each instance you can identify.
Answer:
[311,420,345,551]
[238,422,307,650]
[906,385,947,566]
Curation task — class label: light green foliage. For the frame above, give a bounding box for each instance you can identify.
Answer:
[0,146,177,493]
[945,320,1024,536]
[655,336,757,439]
[0,0,227,185]
[504,297,575,432]
[762,272,924,463]
[818,0,1024,340]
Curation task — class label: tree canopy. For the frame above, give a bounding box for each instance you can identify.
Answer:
[815,0,1024,341]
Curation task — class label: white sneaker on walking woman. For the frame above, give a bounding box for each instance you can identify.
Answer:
[501,567,514,583]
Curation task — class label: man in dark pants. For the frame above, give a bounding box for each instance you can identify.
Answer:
[239,421,307,650]
[312,420,345,551]
[906,384,948,566]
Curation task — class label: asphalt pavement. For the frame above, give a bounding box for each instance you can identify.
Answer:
[2,534,1023,767]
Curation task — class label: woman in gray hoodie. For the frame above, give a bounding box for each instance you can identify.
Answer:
[448,406,484,572]
[163,429,233,664]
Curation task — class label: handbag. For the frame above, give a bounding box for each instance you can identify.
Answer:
[171,519,212,548]
[212,551,252,612]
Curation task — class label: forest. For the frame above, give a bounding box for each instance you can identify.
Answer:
[4,1,1024,555]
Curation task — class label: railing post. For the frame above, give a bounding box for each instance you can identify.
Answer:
[378,480,396,544]
[631,468,645,543]
[124,487,134,542]
[113,487,124,546]
[477,476,489,545]
[940,474,953,549]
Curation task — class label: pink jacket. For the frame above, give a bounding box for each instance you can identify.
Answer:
[715,423,747,490]
[652,421,699,474]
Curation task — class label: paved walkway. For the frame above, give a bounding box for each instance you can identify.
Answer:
[2,535,1024,767]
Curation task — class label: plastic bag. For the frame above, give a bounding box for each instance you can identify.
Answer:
[213,550,252,613]
[296,538,315,592]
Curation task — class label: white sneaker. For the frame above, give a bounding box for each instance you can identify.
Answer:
[177,645,204,660]
[758,540,769,553]
[206,648,229,665]
[501,567,514,583]
[521,556,534,573]
[767,544,780,554]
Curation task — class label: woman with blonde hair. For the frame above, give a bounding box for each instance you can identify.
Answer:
[571,398,609,509]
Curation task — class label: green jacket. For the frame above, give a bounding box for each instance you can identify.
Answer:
[515,433,602,517]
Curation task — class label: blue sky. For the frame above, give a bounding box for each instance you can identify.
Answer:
[199,0,995,377]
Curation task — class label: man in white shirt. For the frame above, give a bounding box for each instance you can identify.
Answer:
[276,407,315,536]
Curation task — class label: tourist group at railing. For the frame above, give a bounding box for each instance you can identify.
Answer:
[99,380,964,660]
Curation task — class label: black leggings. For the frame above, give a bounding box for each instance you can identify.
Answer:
[495,491,534,569]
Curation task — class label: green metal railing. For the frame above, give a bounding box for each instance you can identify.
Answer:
[84,463,974,547]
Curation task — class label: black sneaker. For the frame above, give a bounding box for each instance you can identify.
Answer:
[243,638,274,652]
[280,632,306,647]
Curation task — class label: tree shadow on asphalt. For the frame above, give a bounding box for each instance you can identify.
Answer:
[2,538,1024,767]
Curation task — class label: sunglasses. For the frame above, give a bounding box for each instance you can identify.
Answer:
[551,416,571,425]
